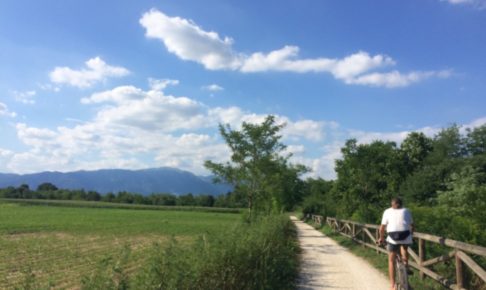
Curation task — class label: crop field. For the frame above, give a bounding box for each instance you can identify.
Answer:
[0,200,240,289]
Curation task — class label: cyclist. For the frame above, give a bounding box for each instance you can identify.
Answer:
[378,197,414,290]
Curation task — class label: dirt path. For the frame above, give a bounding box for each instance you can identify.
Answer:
[291,216,390,290]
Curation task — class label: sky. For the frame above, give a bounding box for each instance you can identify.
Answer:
[0,0,485,179]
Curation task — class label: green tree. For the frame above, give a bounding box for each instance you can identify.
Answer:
[438,163,486,226]
[205,115,306,217]
[37,182,58,192]
[466,124,486,156]
[400,132,433,173]
[334,139,404,221]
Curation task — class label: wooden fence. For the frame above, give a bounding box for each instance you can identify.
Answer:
[309,215,486,290]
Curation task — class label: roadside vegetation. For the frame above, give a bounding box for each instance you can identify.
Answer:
[82,214,298,290]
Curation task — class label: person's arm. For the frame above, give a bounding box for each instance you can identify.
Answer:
[379,224,386,244]
[378,210,388,244]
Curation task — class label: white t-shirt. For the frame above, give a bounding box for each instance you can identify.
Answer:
[381,207,413,245]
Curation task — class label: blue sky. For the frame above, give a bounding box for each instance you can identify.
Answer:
[0,0,485,178]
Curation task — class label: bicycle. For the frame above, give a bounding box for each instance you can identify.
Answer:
[378,241,411,290]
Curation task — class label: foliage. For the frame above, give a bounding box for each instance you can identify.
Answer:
[301,178,335,217]
[301,124,486,247]
[81,215,299,290]
[205,115,308,217]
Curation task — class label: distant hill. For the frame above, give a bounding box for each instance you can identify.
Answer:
[0,168,232,196]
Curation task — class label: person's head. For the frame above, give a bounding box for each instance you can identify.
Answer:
[391,197,403,209]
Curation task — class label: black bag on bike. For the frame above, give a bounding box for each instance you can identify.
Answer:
[388,230,410,241]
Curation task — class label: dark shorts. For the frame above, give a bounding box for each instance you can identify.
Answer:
[387,243,411,253]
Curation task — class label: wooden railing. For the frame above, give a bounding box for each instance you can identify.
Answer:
[309,215,486,290]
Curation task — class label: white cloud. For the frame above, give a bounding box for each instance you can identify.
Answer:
[283,119,326,142]
[465,117,486,128]
[140,9,450,88]
[140,9,242,70]
[12,90,36,105]
[202,84,224,92]
[241,47,395,79]
[347,70,452,88]
[49,57,130,88]
[4,83,333,174]
[6,74,485,179]
[81,86,209,132]
[148,78,179,91]
[0,102,16,117]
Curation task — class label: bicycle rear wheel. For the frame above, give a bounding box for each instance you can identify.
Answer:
[395,260,409,290]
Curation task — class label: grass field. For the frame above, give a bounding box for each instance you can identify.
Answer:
[0,200,241,289]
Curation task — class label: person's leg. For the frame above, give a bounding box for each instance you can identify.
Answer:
[388,250,397,290]
[400,245,408,266]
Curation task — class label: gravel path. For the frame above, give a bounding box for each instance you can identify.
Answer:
[291,216,390,290]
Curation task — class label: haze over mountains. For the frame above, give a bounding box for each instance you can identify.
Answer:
[0,168,231,196]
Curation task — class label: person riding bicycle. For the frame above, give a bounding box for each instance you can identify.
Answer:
[378,197,414,290]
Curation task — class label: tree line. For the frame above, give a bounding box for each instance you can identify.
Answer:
[0,183,246,208]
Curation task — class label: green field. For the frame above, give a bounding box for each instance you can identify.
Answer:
[0,200,240,289]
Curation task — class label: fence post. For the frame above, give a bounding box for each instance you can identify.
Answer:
[455,251,464,289]
[361,229,366,248]
[419,238,425,280]
[376,229,380,254]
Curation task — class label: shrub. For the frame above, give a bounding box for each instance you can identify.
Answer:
[81,215,300,290]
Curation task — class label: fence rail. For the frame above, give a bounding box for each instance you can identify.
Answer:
[309,215,486,290]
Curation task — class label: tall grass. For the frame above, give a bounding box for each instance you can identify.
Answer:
[81,215,300,290]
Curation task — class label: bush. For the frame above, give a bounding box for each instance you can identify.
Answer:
[301,193,336,219]
[81,215,300,290]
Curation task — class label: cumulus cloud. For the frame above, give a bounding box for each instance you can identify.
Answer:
[6,75,485,178]
[140,9,242,70]
[202,84,224,91]
[140,9,450,88]
[81,86,209,132]
[346,70,452,88]
[49,57,130,88]
[0,102,16,117]
[4,82,333,174]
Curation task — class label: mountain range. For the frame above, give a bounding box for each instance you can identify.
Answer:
[0,168,232,196]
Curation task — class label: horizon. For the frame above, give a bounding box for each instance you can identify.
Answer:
[1,1,485,179]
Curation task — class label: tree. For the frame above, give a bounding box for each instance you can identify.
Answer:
[205,115,306,217]
[400,132,433,173]
[37,182,58,192]
[334,139,404,221]
[466,125,486,156]
[400,126,465,205]
[438,165,486,226]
